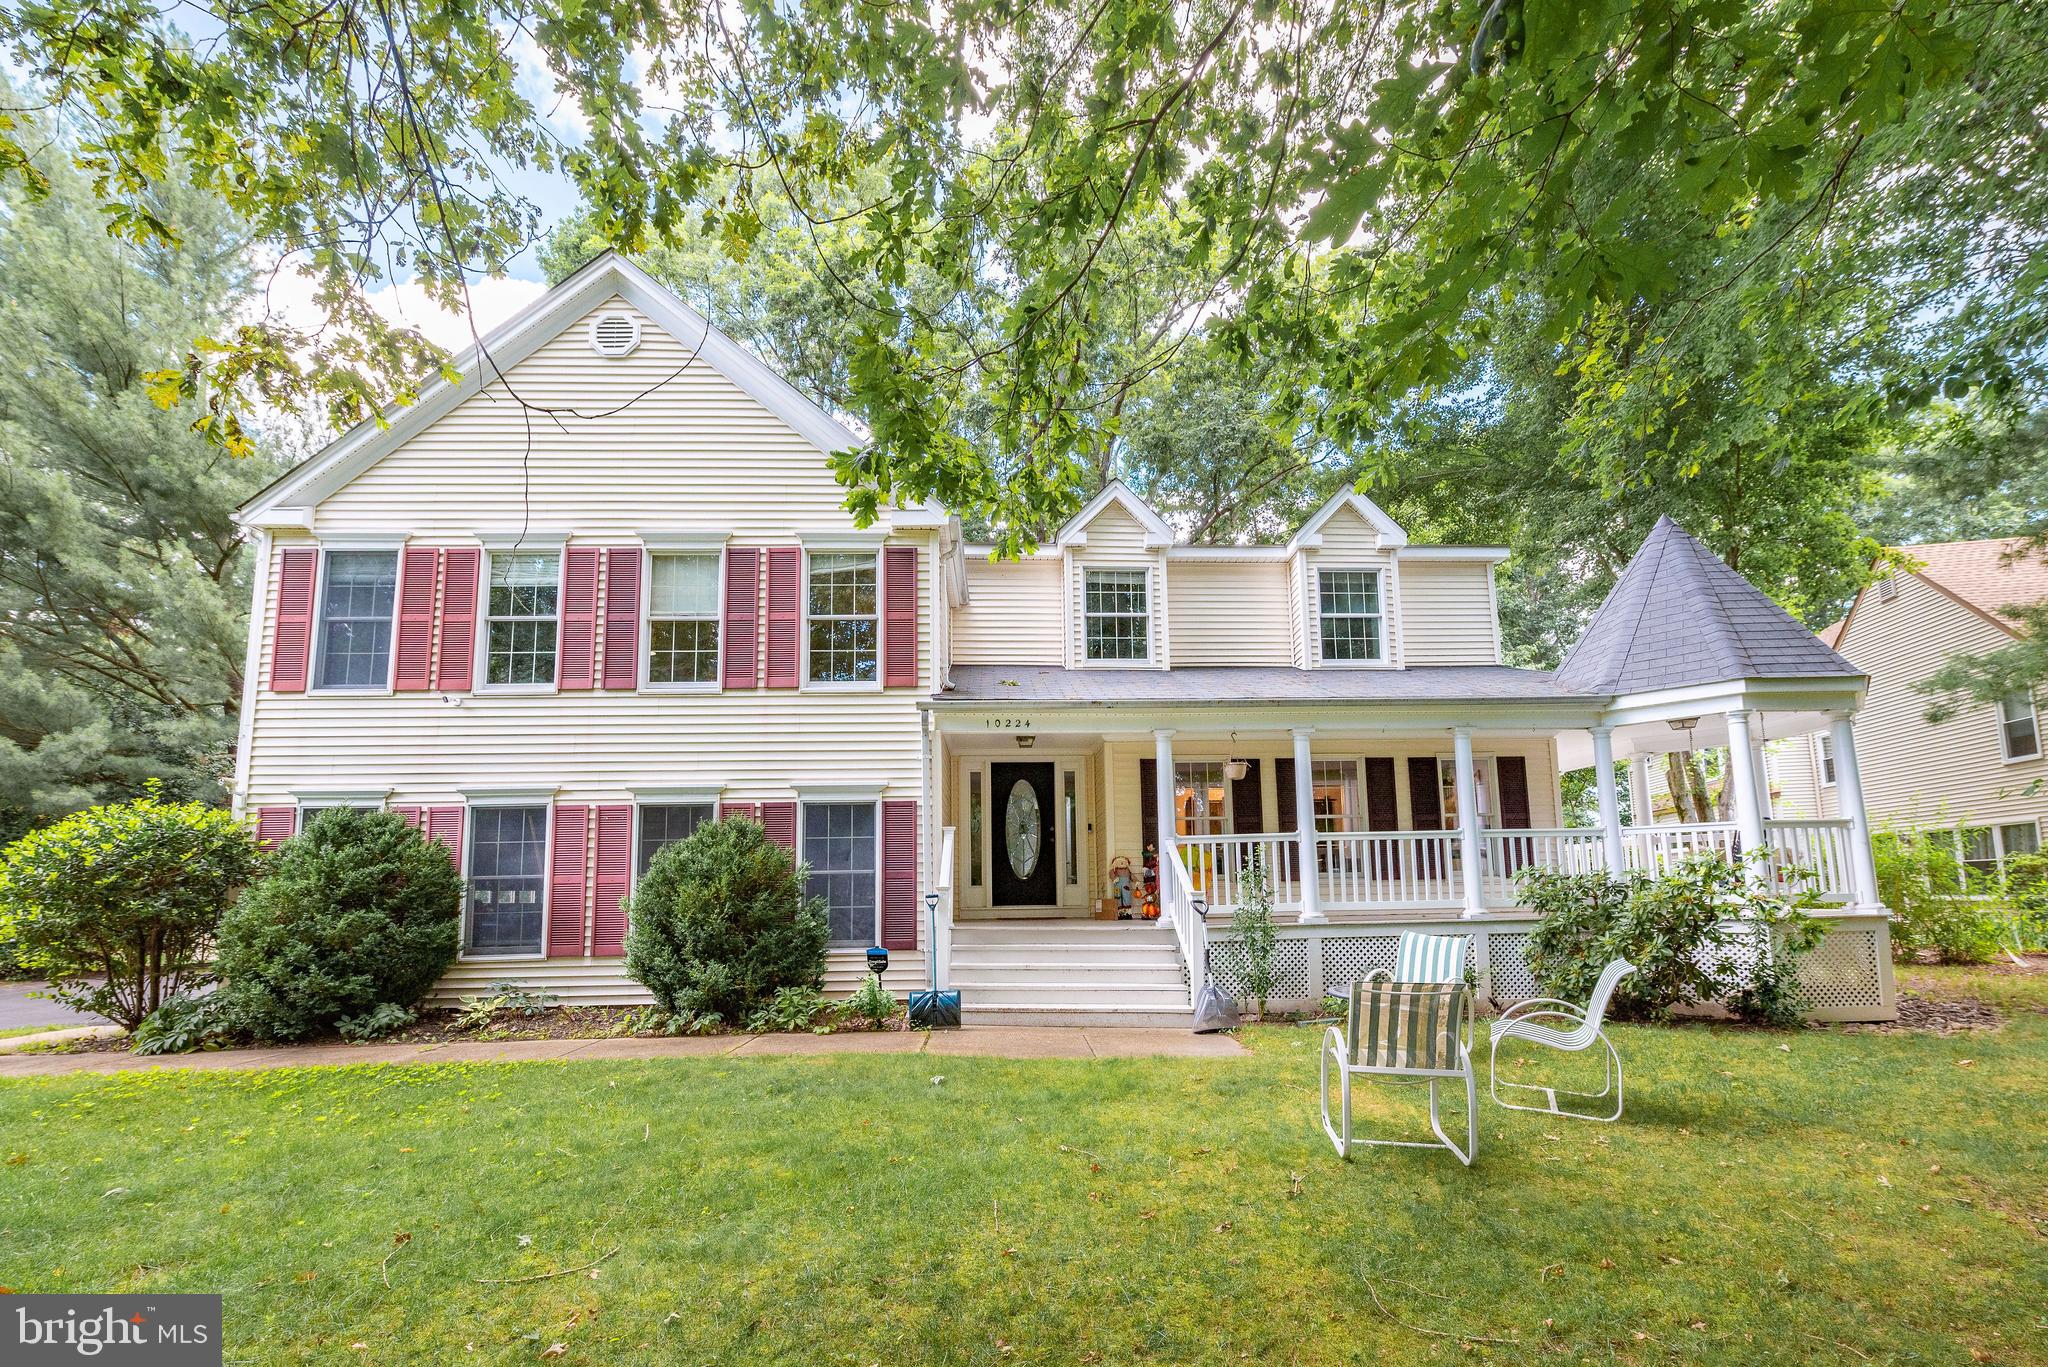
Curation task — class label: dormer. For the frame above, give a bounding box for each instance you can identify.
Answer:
[1056,481,1174,669]
[1286,490,1408,669]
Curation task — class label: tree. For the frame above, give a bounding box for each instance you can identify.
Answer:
[0,120,287,832]
[0,0,2013,545]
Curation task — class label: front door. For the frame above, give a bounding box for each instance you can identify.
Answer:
[990,761,1058,906]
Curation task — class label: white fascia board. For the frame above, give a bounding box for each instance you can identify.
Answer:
[962,543,1063,560]
[1166,545,1290,561]
[793,781,888,802]
[238,253,869,523]
[238,506,314,531]
[1398,546,1511,564]
[479,531,568,551]
[799,529,889,551]
[889,502,951,529]
[1597,675,1867,729]
[289,787,393,805]
[1054,479,1176,547]
[920,698,1609,734]
[630,785,726,805]
[458,786,561,804]
[639,530,730,551]
[1286,489,1409,552]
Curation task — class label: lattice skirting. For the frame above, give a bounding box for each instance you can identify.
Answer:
[1206,913,1895,1022]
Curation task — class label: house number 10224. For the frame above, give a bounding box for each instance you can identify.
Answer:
[983,718,1033,729]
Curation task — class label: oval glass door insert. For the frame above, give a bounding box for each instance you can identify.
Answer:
[1004,779,1042,879]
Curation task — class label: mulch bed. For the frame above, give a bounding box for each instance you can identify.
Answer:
[1843,991,2004,1036]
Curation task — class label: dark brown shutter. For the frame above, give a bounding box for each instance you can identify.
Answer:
[1407,756,1444,877]
[1364,757,1399,878]
[1229,760,1263,835]
[1139,758,1157,853]
[1497,756,1533,829]
[1272,756,1298,885]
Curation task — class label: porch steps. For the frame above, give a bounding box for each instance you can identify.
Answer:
[949,920,1192,1026]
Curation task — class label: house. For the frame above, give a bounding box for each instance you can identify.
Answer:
[231,254,1898,1024]
[1770,539,2046,876]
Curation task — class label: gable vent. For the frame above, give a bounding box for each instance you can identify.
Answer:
[1876,574,1899,602]
[588,312,641,357]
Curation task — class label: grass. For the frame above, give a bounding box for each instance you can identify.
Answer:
[2,968,2043,1366]
[0,1023,69,1040]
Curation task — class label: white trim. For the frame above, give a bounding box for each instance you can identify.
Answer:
[1998,690,2042,764]
[230,528,272,818]
[478,532,567,552]
[1076,563,1156,667]
[458,785,561,803]
[474,546,565,694]
[641,545,723,692]
[630,786,726,805]
[793,781,888,802]
[290,788,392,806]
[1396,546,1510,563]
[799,545,884,692]
[1165,545,1290,561]
[796,795,886,948]
[1055,479,1175,548]
[457,795,550,962]
[236,253,870,524]
[638,530,730,551]
[308,544,403,696]
[1311,565,1393,669]
[1287,489,1408,552]
[799,530,890,552]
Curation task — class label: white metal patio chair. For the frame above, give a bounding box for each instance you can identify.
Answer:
[1393,930,1471,984]
[1488,958,1636,1123]
[1320,976,1477,1165]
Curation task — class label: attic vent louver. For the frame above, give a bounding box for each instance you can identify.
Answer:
[588,312,641,357]
[1877,574,1899,602]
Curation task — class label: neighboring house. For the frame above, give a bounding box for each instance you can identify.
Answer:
[231,254,1897,1023]
[1776,540,2046,876]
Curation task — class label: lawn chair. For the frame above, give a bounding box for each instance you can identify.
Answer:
[1488,958,1636,1123]
[1393,930,1471,984]
[1320,976,1477,1165]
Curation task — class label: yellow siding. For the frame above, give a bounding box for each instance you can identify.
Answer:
[1399,561,1501,665]
[954,557,1063,664]
[1166,560,1293,665]
[1824,570,2048,841]
[1765,739,1822,819]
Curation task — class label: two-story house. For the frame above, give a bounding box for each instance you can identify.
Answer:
[232,254,1899,1023]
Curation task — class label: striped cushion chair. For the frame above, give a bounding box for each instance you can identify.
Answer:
[1393,930,1471,984]
[1319,976,1478,1165]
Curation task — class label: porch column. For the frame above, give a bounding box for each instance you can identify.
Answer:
[1830,713,1883,908]
[1751,733,1775,821]
[1453,726,1484,917]
[1291,727,1326,924]
[1152,728,1176,869]
[1627,754,1653,827]
[1591,725,1626,875]
[1724,709,1767,874]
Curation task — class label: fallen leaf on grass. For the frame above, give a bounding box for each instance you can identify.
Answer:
[295,1272,316,1283]
[541,1345,566,1360]
[1598,1258,1615,1270]
[1214,1221,1234,1234]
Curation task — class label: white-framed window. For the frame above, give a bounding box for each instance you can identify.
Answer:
[1999,692,2040,762]
[483,551,561,687]
[296,801,380,832]
[1816,732,1837,786]
[807,552,879,684]
[648,553,720,686]
[464,805,549,955]
[1084,568,1150,662]
[2002,820,2042,860]
[803,802,879,945]
[1317,568,1384,663]
[636,802,714,876]
[313,549,397,689]
[1311,760,1358,832]
[1173,760,1227,837]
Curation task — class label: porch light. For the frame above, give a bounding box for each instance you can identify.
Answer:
[1015,734,1036,749]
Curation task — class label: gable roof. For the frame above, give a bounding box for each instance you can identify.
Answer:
[1900,538,2048,636]
[237,252,873,524]
[1286,488,1407,552]
[1054,479,1175,547]
[1554,516,1861,694]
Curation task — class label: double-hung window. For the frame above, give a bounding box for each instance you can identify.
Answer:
[637,803,713,876]
[1173,761,1226,837]
[1318,569,1384,662]
[1815,733,1837,786]
[807,553,878,683]
[485,552,560,686]
[1311,760,1358,833]
[803,803,878,945]
[2000,692,2040,762]
[649,553,720,685]
[314,551,397,688]
[465,806,548,954]
[1084,568,1149,661]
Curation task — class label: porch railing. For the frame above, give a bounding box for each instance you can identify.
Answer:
[1157,842,1206,1007]
[1479,828,1607,904]
[1764,819,1855,900]
[1176,833,1297,913]
[1624,822,1741,872]
[1319,830,1463,910]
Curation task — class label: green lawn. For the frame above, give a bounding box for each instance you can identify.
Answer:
[3,968,2043,1366]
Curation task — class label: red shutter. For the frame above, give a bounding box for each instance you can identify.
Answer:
[436,548,481,691]
[424,806,464,868]
[883,545,919,688]
[591,805,633,955]
[269,547,319,693]
[602,548,641,690]
[558,547,601,690]
[393,805,424,830]
[759,800,798,851]
[255,806,296,849]
[719,801,760,823]
[881,799,918,950]
[547,804,590,958]
[393,547,440,691]
[764,547,802,689]
[721,547,760,689]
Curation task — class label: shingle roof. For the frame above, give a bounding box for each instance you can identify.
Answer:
[1553,516,1861,694]
[1900,537,2048,635]
[938,664,1596,706]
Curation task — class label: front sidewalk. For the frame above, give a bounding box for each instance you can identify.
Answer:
[0,1026,1246,1077]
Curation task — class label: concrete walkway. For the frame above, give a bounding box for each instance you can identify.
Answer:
[0,1026,1246,1078]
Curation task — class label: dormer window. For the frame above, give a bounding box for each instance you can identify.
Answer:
[1084,568,1150,662]
[1317,568,1384,663]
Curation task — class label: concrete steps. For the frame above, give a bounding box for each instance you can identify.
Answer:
[949,919,1192,1025]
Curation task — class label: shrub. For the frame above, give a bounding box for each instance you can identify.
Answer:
[1873,826,2004,963]
[337,1002,417,1041]
[132,993,235,1055]
[624,817,829,1022]
[1725,908,1827,1028]
[2005,852,2048,951]
[213,809,463,1041]
[1232,856,1278,1017]
[748,984,830,1033]
[841,972,897,1028]
[0,791,265,1029]
[455,980,560,1033]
